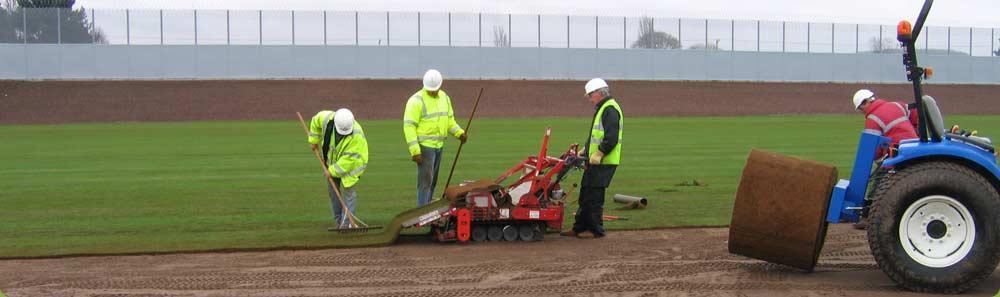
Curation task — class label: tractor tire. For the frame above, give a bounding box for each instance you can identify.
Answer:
[518,224,538,242]
[471,225,487,242]
[867,161,1000,293]
[487,225,503,241]
[502,225,519,241]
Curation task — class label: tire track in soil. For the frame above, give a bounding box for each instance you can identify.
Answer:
[1,225,997,297]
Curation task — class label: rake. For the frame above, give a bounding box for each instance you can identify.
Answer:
[296,112,381,234]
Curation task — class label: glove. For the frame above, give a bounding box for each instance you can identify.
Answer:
[310,143,319,151]
[412,154,423,165]
[458,133,468,144]
[589,151,604,165]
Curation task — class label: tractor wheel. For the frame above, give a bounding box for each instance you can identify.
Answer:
[502,225,519,241]
[518,224,538,241]
[487,225,503,241]
[471,225,487,242]
[867,161,1000,293]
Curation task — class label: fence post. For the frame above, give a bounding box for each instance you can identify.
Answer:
[21,9,26,44]
[678,19,682,48]
[227,10,231,45]
[194,10,198,45]
[831,23,834,53]
[91,8,95,44]
[160,10,164,45]
[448,13,452,46]
[539,14,542,48]
[595,16,599,48]
[291,11,295,46]
[855,23,858,53]
[757,20,760,52]
[879,25,882,52]
[259,10,262,45]
[323,11,327,46]
[355,12,359,46]
[566,15,570,48]
[479,13,482,47]
[993,28,995,56]
[947,26,950,55]
[126,9,131,45]
[969,27,972,55]
[624,16,627,49]
[730,19,734,51]
[807,22,810,53]
[57,8,61,44]
[417,12,420,46]
[703,19,707,51]
[782,21,785,52]
[386,12,389,46]
[509,13,513,47]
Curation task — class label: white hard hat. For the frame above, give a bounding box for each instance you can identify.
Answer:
[423,69,443,91]
[852,89,875,110]
[585,78,608,95]
[333,108,355,135]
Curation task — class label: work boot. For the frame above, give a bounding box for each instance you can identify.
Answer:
[560,230,577,237]
[575,231,596,239]
[852,221,868,230]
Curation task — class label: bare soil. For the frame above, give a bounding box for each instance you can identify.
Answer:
[1,224,997,296]
[2,80,999,124]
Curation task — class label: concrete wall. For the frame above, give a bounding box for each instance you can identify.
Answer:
[1,44,997,83]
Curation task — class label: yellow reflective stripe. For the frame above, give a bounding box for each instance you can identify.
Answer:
[418,135,447,141]
[867,114,887,130]
[332,163,348,176]
[348,164,367,176]
[407,140,419,146]
[423,111,449,119]
[340,152,363,159]
[404,119,418,126]
[449,125,461,134]
[308,132,320,138]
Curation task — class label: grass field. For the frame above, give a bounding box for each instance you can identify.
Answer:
[2,115,997,258]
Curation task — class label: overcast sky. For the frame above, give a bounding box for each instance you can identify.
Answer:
[75,0,998,28]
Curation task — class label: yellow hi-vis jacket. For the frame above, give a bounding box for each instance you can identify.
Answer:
[308,111,369,188]
[402,89,465,156]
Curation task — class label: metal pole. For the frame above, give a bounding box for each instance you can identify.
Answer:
[448,13,452,46]
[194,10,198,45]
[323,11,327,46]
[160,10,163,45]
[57,9,61,44]
[125,9,131,45]
[947,26,950,55]
[782,21,785,52]
[924,26,928,52]
[993,28,995,56]
[479,13,482,47]
[807,22,810,53]
[291,11,295,46]
[417,12,420,46]
[566,15,570,48]
[624,16,627,49]
[227,10,231,45]
[355,11,359,46]
[731,19,734,51]
[969,27,972,55]
[538,14,541,48]
[678,19,682,47]
[758,20,761,52]
[879,25,882,51]
[831,23,834,53]
[22,8,26,44]
[386,12,389,46]
[595,16,599,48]
[509,13,512,47]
[855,23,859,53]
[259,10,262,45]
[91,8,95,44]
[704,19,707,51]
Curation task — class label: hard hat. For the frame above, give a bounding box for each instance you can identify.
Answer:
[853,89,875,110]
[333,108,355,135]
[423,69,443,91]
[585,78,608,95]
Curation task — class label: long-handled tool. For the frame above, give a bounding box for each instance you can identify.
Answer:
[296,112,380,234]
[440,87,484,199]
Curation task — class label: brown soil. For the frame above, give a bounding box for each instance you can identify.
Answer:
[1,225,997,296]
[2,80,999,125]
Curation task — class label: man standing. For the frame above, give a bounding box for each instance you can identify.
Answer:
[403,69,467,206]
[562,78,623,239]
[308,108,369,229]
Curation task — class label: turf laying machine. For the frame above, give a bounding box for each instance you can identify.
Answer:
[728,0,1000,293]
[401,128,585,243]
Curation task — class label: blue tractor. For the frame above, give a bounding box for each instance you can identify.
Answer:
[729,0,999,293]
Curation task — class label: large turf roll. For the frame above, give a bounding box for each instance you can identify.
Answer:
[728,149,839,271]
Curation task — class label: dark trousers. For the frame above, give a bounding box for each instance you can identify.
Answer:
[573,186,607,235]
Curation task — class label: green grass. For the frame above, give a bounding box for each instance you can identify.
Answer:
[1,115,997,258]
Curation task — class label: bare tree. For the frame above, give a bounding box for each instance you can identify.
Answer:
[492,25,510,47]
[869,37,897,53]
[631,16,680,49]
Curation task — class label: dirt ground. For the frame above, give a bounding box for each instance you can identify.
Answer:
[2,79,1000,124]
[1,224,997,297]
